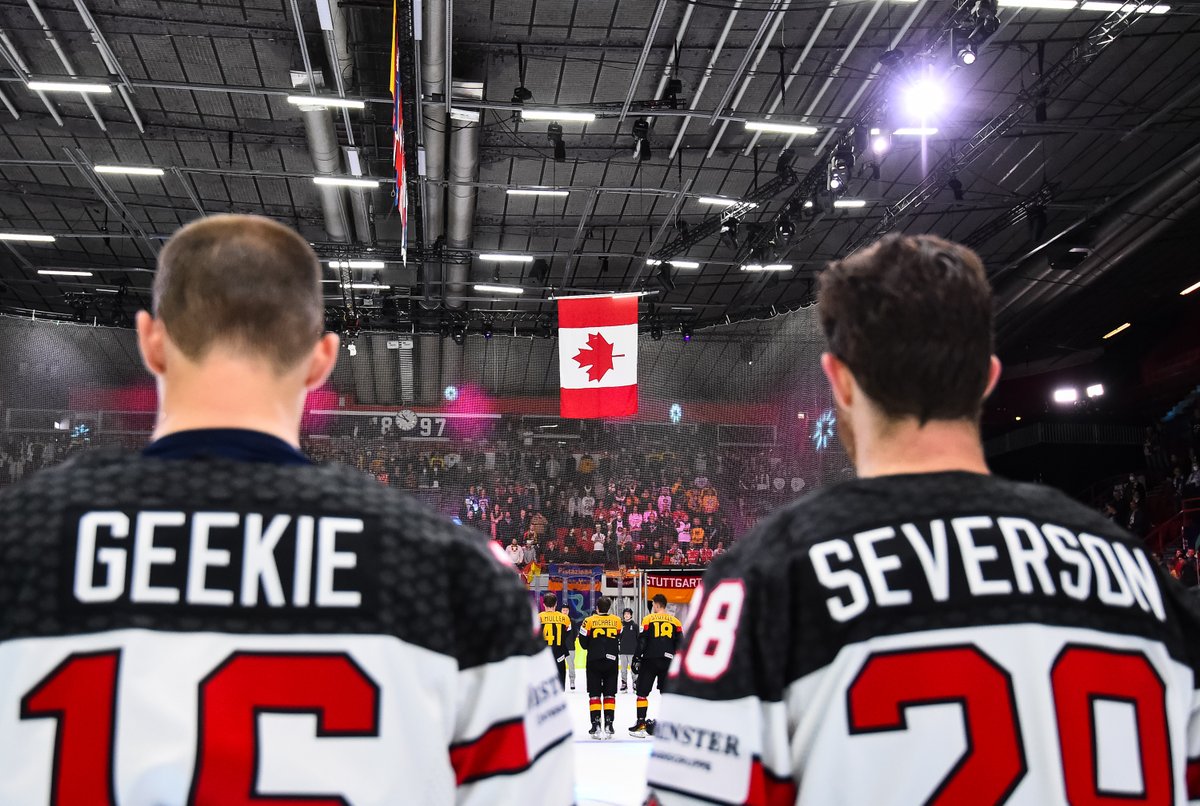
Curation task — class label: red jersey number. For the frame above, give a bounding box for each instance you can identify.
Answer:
[20,650,380,806]
[847,644,1171,805]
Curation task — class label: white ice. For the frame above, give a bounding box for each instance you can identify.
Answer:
[564,678,661,806]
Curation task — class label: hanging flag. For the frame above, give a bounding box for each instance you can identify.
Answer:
[558,294,639,419]
[390,0,408,264]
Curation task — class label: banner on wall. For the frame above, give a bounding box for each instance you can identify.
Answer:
[644,569,704,605]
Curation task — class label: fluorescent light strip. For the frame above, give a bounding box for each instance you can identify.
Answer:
[997,0,1078,8]
[347,283,389,290]
[698,197,757,208]
[478,253,534,263]
[94,287,120,293]
[1180,279,1200,296]
[520,109,596,122]
[38,269,93,276]
[0,233,56,243]
[893,127,939,136]
[646,259,702,269]
[448,108,480,122]
[834,199,868,208]
[94,165,165,177]
[1102,322,1131,339]
[286,95,366,109]
[1081,0,1169,9]
[27,80,111,94]
[506,189,570,197]
[744,121,819,135]
[312,176,379,188]
[473,284,524,295]
[741,264,792,272]
[328,260,387,269]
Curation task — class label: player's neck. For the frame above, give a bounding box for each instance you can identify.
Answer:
[152,362,304,448]
[854,418,990,479]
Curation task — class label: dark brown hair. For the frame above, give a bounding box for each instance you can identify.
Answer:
[153,214,324,372]
[818,233,994,423]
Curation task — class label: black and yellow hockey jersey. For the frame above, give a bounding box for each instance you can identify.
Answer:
[538,609,572,659]
[578,613,622,664]
[636,611,684,660]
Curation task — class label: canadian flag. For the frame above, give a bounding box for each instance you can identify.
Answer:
[558,294,639,419]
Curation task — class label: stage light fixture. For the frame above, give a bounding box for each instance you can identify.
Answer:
[952,28,978,66]
[451,323,466,345]
[536,317,552,339]
[776,219,797,243]
[681,324,693,342]
[347,343,357,357]
[776,148,796,178]
[1052,388,1078,404]
[719,218,740,248]
[656,263,676,292]
[948,175,965,200]
[827,154,850,192]
[600,256,610,274]
[871,129,891,155]
[650,321,663,341]
[663,78,683,109]
[903,76,946,119]
[547,123,566,163]
[481,318,494,339]
[439,319,452,339]
[511,85,533,105]
[532,258,551,285]
[1086,384,1105,398]
[632,117,651,162]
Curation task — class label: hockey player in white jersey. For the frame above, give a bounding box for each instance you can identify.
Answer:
[647,233,1200,805]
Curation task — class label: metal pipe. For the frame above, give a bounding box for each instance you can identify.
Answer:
[443,0,452,113]
[419,0,447,307]
[617,0,671,127]
[170,167,206,216]
[444,89,479,309]
[70,0,144,133]
[668,6,739,160]
[782,0,885,152]
[651,2,693,102]
[628,180,694,290]
[741,1,838,156]
[0,26,62,125]
[286,0,317,91]
[708,1,783,126]
[705,0,791,160]
[26,0,105,130]
[0,86,16,119]
[321,0,373,243]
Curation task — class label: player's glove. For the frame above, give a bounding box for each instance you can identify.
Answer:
[631,656,642,675]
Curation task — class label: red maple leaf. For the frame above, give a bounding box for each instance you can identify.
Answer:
[573,332,624,382]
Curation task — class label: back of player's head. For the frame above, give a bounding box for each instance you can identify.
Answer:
[818,233,993,424]
[596,596,612,614]
[154,214,324,373]
[652,594,668,610]
[542,592,557,609]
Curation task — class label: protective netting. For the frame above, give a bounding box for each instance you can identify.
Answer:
[0,308,850,572]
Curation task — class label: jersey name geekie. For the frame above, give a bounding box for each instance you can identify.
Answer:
[67,509,377,610]
[810,514,1164,623]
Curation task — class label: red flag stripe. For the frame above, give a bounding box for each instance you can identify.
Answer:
[1187,758,1200,799]
[561,385,637,419]
[449,719,529,786]
[558,295,639,329]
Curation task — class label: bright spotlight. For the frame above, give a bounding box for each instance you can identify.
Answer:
[871,133,891,155]
[903,77,946,119]
[347,343,357,357]
[1086,384,1104,398]
[1052,388,1079,404]
[444,385,459,402]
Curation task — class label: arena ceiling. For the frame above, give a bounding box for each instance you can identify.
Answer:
[0,0,1199,369]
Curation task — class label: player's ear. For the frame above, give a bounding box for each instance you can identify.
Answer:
[136,310,167,377]
[982,355,1002,400]
[820,352,854,409]
[304,332,340,391]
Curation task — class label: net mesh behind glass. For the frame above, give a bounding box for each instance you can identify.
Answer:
[0,309,850,569]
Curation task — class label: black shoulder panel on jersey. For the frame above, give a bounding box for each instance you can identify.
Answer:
[0,451,540,669]
[668,472,1200,703]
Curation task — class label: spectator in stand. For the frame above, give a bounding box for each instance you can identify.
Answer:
[530,509,548,538]
[592,530,606,562]
[1182,549,1200,588]
[713,541,726,558]
[505,538,524,566]
[685,543,700,566]
[689,517,705,545]
[698,541,714,565]
[667,545,685,566]
[1128,496,1149,539]
[1187,461,1200,497]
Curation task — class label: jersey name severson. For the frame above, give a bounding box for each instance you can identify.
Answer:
[67,510,376,609]
[809,515,1164,623]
